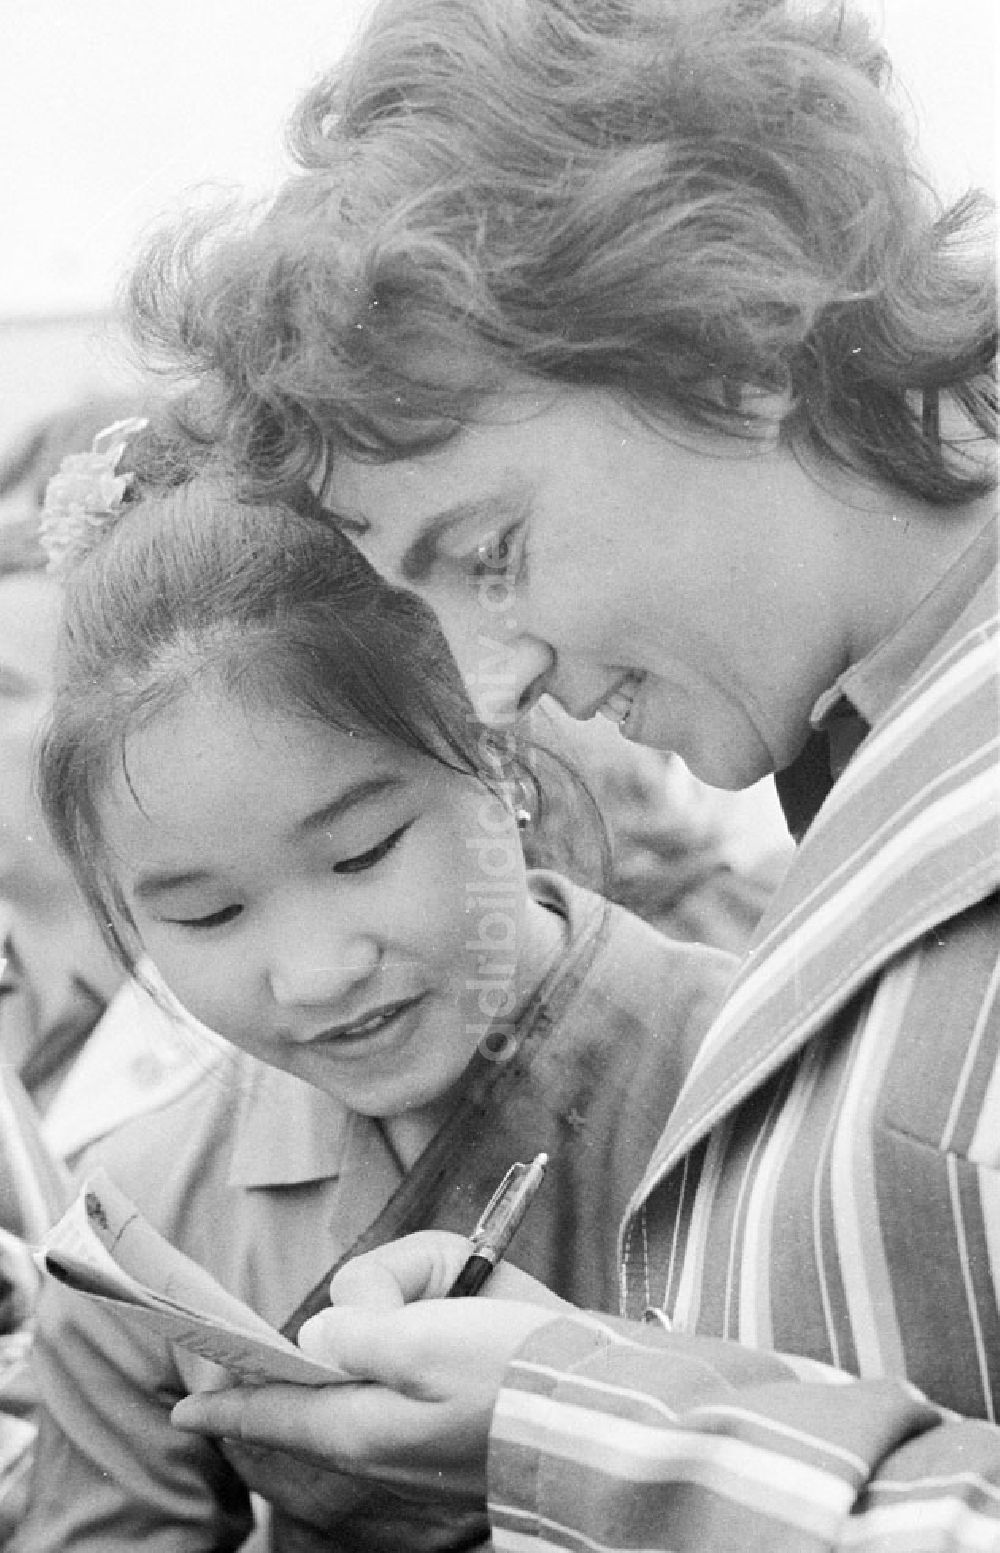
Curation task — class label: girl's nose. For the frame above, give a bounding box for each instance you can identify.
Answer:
[268,927,381,1009]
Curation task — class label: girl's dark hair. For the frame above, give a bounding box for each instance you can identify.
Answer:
[35,441,502,968]
[131,0,995,507]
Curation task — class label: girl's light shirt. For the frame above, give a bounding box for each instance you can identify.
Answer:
[40,968,229,1167]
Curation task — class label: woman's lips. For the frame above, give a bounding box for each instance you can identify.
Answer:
[594,671,645,730]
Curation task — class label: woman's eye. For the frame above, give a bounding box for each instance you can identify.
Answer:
[168,904,243,931]
[333,823,410,875]
[471,524,523,581]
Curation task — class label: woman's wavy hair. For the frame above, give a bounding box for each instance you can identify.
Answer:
[132,0,996,505]
[34,432,538,971]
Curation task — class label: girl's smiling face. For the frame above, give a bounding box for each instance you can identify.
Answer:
[327,384,852,790]
[99,683,546,1125]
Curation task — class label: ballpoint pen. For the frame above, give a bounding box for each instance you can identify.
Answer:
[447,1152,549,1298]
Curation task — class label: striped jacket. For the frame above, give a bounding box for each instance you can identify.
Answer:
[489,549,1000,1550]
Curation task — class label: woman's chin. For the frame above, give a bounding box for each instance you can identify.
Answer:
[626,691,776,791]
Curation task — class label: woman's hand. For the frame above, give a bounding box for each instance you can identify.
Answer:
[171,1230,570,1504]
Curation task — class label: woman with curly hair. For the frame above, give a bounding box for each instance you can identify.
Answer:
[125,2,997,1548]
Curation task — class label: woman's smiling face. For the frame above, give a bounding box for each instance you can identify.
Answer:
[327,385,849,790]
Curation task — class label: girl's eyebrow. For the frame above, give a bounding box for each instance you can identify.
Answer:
[134,868,215,904]
[133,774,406,902]
[295,773,405,836]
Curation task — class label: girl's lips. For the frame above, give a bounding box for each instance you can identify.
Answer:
[304,992,429,1054]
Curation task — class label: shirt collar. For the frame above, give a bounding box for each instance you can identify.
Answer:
[229,1060,356,1188]
[811,518,998,736]
[776,517,997,838]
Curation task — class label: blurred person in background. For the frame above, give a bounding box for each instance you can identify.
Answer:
[0,532,121,1108]
[0,526,92,1543]
[0,408,237,1547]
[0,399,157,1115]
[0,401,250,1165]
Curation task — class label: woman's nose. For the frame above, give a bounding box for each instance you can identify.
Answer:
[439,621,556,726]
[267,921,381,1008]
[509,636,557,715]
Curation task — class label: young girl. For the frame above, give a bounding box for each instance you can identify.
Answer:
[16,425,735,1552]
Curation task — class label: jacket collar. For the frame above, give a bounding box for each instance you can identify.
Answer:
[633,555,1000,1199]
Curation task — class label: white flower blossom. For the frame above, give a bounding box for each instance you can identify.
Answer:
[38,417,149,576]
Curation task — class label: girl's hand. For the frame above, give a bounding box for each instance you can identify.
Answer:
[171,1231,570,1504]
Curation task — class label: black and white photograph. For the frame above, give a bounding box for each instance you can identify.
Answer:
[1,2,997,1548]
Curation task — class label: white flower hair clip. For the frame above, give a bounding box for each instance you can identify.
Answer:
[39,416,149,575]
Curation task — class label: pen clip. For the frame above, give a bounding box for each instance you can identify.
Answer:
[467,1153,547,1256]
[468,1161,527,1250]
